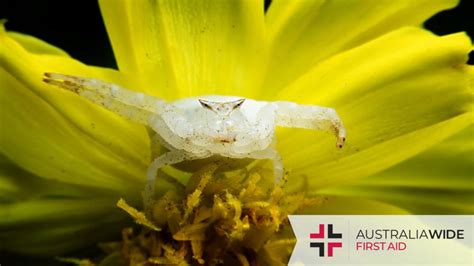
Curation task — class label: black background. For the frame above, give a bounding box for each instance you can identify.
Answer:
[0,0,472,69]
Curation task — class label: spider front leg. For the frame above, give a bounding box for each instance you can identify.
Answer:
[272,101,346,148]
[43,73,167,124]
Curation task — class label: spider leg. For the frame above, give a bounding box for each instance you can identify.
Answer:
[272,101,346,148]
[247,148,284,183]
[144,150,209,212]
[43,72,167,124]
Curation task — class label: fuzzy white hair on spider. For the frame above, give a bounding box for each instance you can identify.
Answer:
[43,73,346,209]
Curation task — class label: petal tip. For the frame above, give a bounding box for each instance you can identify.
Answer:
[0,19,7,34]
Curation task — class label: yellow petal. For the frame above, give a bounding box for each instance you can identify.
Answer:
[278,28,472,190]
[299,196,410,214]
[7,31,69,56]
[0,26,149,193]
[318,125,474,214]
[263,0,458,93]
[0,197,120,230]
[99,0,265,99]
[0,154,116,202]
[0,156,127,256]
[0,204,125,255]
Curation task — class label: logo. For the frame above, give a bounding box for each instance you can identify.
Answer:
[309,224,343,257]
[290,215,473,265]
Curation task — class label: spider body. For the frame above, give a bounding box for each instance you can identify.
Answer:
[159,96,274,157]
[43,73,346,206]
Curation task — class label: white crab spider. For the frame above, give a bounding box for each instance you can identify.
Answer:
[43,73,346,207]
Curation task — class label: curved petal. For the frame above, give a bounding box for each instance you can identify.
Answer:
[277,28,472,190]
[99,0,265,99]
[316,125,474,214]
[0,155,127,256]
[263,0,459,93]
[0,154,117,202]
[6,31,69,56]
[0,219,122,256]
[0,200,125,256]
[0,25,150,193]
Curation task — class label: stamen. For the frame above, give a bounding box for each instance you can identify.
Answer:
[99,164,324,265]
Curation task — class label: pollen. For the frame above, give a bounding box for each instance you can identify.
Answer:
[98,163,325,265]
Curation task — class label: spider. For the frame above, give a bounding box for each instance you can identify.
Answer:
[43,73,346,207]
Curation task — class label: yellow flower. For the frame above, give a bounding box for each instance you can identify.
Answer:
[0,0,472,264]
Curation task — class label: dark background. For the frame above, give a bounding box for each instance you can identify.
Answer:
[0,0,472,265]
[0,0,473,69]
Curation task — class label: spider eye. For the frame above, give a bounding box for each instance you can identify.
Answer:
[198,99,213,110]
[233,99,245,109]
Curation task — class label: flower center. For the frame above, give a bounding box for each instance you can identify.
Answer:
[102,162,325,265]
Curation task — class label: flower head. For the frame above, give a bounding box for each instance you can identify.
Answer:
[0,0,472,264]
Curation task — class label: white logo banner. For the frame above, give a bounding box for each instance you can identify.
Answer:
[288,215,473,265]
